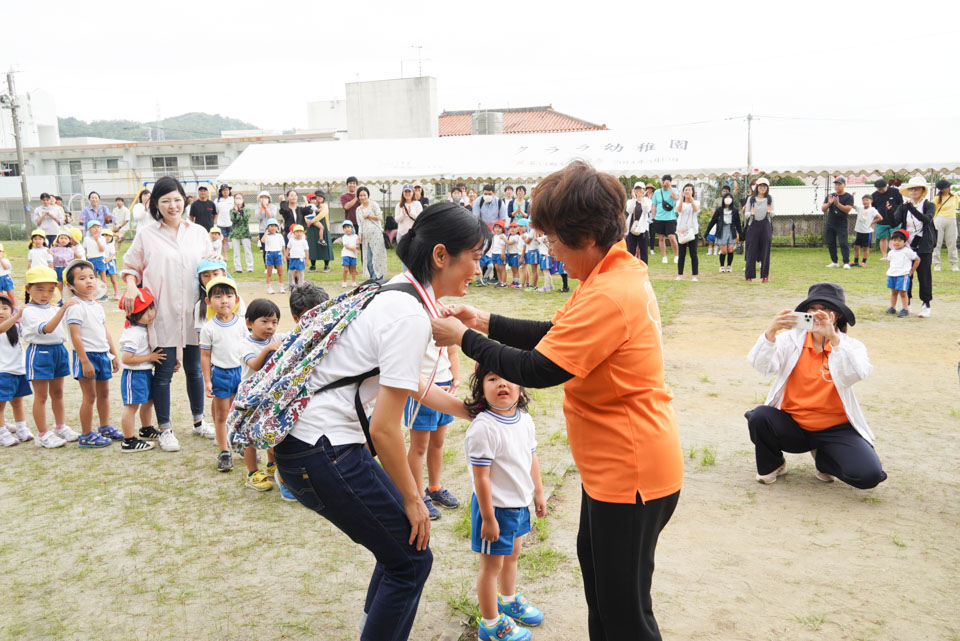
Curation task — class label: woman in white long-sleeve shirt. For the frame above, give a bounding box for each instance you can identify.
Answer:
[745,282,886,490]
[675,184,700,280]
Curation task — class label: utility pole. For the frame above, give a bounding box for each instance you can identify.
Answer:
[745,113,753,179]
[4,71,31,220]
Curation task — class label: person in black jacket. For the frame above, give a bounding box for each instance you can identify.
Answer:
[871,178,903,260]
[893,176,936,318]
[708,191,742,273]
[279,190,312,286]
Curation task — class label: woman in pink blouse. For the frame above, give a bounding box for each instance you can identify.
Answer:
[121,177,214,452]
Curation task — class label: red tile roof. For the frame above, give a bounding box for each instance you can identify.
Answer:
[438,105,606,137]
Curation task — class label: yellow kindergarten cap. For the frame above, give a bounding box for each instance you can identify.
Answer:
[31,229,45,239]
[25,266,59,285]
[291,224,304,232]
[210,226,221,234]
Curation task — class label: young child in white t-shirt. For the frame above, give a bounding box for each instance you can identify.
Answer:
[285,225,310,286]
[519,221,539,290]
[885,229,920,317]
[101,229,120,299]
[0,295,32,446]
[463,363,545,640]
[852,194,882,267]
[118,287,165,452]
[505,222,523,287]
[490,221,507,287]
[339,221,359,288]
[261,219,285,294]
[209,227,224,258]
[27,231,53,270]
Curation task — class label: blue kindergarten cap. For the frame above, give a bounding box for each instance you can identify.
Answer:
[266,218,279,227]
[86,219,101,230]
[517,218,530,226]
[196,258,228,274]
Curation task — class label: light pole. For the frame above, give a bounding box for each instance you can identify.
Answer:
[2,71,31,222]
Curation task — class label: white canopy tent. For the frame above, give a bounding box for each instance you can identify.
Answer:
[217,117,960,189]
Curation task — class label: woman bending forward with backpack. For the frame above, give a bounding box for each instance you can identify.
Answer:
[273,203,485,640]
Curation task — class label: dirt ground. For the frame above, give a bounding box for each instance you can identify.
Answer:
[2,256,959,640]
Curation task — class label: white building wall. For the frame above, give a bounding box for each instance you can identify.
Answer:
[307,100,347,133]
[345,77,438,140]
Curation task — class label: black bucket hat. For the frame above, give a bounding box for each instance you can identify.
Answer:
[795,282,855,326]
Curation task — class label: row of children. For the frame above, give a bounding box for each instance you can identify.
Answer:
[17,222,123,302]
[479,219,569,292]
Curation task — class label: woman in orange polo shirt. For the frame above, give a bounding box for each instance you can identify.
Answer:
[745,282,886,489]
[432,160,683,641]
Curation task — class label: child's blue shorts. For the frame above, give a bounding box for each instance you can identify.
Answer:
[106,259,117,276]
[524,250,540,265]
[288,258,305,272]
[90,256,107,274]
[265,251,283,267]
[470,494,531,555]
[506,254,520,268]
[120,369,152,405]
[342,256,357,267]
[0,274,14,291]
[539,254,551,271]
[212,365,241,399]
[404,381,453,431]
[72,350,113,380]
[25,343,70,380]
[0,372,31,402]
[479,255,492,269]
[887,275,910,291]
[551,259,566,275]
[492,255,504,266]
[54,267,65,283]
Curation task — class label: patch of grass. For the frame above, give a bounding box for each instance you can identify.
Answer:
[862,496,883,504]
[519,545,566,577]
[453,511,472,540]
[697,373,713,383]
[706,391,719,397]
[699,446,716,466]
[531,516,551,543]
[442,445,457,465]
[547,429,568,447]
[794,614,826,631]
[892,535,907,548]
[448,592,482,628]
[951,408,960,418]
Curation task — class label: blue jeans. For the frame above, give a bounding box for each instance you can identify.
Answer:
[274,435,433,641]
[152,345,204,429]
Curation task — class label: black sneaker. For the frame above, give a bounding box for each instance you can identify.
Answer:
[217,450,233,472]
[121,437,154,453]
[559,287,570,293]
[139,425,162,440]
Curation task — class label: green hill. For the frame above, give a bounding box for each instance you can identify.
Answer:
[59,113,259,141]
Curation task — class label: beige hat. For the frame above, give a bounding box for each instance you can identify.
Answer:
[756,177,770,187]
[899,175,928,198]
[633,182,646,191]
[258,190,271,201]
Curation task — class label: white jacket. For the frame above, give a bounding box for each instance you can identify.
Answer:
[747,328,876,445]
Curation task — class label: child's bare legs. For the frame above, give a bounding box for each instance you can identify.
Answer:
[889,289,898,308]
[121,404,139,438]
[510,265,519,282]
[853,246,861,263]
[292,269,302,285]
[426,425,448,490]
[78,378,97,434]
[266,448,275,464]
[49,377,66,426]
[899,290,909,310]
[266,266,273,286]
[349,266,357,284]
[658,234,667,257]
[478,554,505,620]
[3,289,15,307]
[95,379,110,427]
[244,445,259,473]
[407,429,430,496]
[342,265,349,283]
[499,535,524,598]
[275,266,283,286]
[213,396,233,450]
[32,379,64,434]
[140,401,153,428]
[11,396,25,424]
[862,246,869,262]
[108,273,118,296]
[529,264,538,288]
[879,237,888,259]
[496,264,505,284]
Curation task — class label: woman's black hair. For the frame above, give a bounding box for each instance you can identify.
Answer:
[220,185,231,198]
[464,361,530,418]
[128,301,156,325]
[245,298,281,323]
[516,185,527,195]
[286,189,297,198]
[65,261,94,286]
[357,186,370,197]
[682,183,696,199]
[396,202,489,285]
[0,296,18,346]
[87,191,100,200]
[149,176,187,221]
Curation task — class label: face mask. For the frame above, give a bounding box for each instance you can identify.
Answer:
[724,197,733,205]
[483,194,494,203]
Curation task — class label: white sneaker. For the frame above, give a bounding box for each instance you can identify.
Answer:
[158,429,181,452]
[826,263,839,268]
[266,286,275,294]
[193,420,215,439]
[953,265,960,272]
[341,282,348,288]
[691,276,699,282]
[675,276,683,281]
[934,264,941,272]
[719,266,725,273]
[54,424,79,442]
[279,286,286,293]
[917,304,931,318]
[15,425,34,442]
[673,256,679,263]
[756,462,787,484]
[814,469,836,483]
[0,425,18,447]
[661,257,668,264]
[34,430,66,448]
[842,263,851,270]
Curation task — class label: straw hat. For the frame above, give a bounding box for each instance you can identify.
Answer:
[899,175,928,198]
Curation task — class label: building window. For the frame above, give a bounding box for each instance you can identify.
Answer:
[0,162,20,177]
[152,156,179,177]
[106,158,120,174]
[190,154,219,170]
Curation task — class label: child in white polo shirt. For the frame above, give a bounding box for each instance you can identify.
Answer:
[118,287,165,452]
[464,363,546,641]
[885,228,920,317]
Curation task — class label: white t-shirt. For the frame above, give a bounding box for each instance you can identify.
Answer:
[0,257,11,277]
[287,236,309,260]
[214,197,233,227]
[211,237,223,255]
[198,314,248,368]
[506,233,523,255]
[131,202,148,228]
[490,233,506,255]
[33,206,63,236]
[103,241,116,263]
[112,206,130,227]
[464,410,537,508]
[240,334,287,381]
[65,299,109,353]
[0,327,25,375]
[119,325,153,371]
[262,232,285,253]
[289,274,432,447]
[21,304,65,345]
[340,233,359,258]
[855,206,879,234]
[83,236,105,259]
[886,245,919,278]
[194,296,246,334]
[28,248,53,269]
[395,201,423,238]
[522,231,540,252]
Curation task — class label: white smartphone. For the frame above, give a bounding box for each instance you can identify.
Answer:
[791,311,814,331]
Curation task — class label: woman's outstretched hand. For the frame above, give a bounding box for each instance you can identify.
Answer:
[764,309,797,342]
[441,303,481,329]
[432,317,468,347]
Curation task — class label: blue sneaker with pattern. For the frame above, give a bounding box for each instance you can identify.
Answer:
[498,592,544,627]
[78,432,112,449]
[98,425,124,441]
[423,494,441,520]
[427,486,460,509]
[274,469,298,502]
[478,614,531,641]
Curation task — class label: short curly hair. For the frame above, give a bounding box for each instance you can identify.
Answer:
[529,160,626,249]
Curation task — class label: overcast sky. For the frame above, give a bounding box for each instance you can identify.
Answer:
[3,0,956,134]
